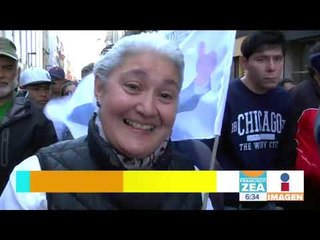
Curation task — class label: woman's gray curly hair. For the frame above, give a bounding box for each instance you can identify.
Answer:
[94,32,184,89]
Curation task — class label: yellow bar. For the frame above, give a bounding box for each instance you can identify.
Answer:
[123,171,216,192]
[30,171,123,192]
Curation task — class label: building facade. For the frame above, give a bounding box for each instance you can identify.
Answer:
[1,30,44,71]
[0,30,74,78]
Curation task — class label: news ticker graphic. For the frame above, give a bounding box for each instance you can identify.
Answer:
[16,171,217,193]
[16,170,304,201]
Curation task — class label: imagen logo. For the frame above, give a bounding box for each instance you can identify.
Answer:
[267,171,304,201]
[280,173,290,191]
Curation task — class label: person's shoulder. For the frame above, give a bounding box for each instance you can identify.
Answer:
[270,87,293,106]
[289,79,315,100]
[268,85,290,97]
[171,139,211,170]
[25,100,54,125]
[0,155,45,210]
[227,78,243,96]
[29,102,45,115]
[291,79,312,93]
[38,136,88,155]
[10,96,36,119]
[15,155,41,171]
[16,96,44,116]
[228,78,241,88]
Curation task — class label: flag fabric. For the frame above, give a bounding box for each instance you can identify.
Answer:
[158,31,236,141]
[64,73,97,138]
[44,73,97,140]
[45,31,236,142]
[43,94,70,141]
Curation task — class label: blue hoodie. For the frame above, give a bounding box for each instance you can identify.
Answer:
[217,78,293,170]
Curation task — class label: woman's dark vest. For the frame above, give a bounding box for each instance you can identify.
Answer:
[36,116,202,210]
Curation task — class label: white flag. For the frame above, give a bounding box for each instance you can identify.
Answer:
[64,73,97,139]
[44,73,97,140]
[45,31,236,142]
[159,31,236,141]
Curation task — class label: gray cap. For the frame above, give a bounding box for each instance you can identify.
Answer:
[20,67,53,87]
[0,37,18,60]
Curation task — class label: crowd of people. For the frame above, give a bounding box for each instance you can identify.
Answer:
[0,30,319,210]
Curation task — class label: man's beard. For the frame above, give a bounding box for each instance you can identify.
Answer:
[0,79,17,100]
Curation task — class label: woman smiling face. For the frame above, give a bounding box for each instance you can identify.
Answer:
[95,51,181,158]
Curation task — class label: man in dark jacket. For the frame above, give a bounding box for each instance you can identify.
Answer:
[0,37,57,194]
[289,42,320,209]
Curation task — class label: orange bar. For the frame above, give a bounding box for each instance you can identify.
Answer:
[30,171,123,192]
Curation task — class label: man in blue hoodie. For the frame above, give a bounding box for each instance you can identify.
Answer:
[216,31,295,210]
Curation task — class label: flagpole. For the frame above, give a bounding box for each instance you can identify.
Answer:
[201,135,220,210]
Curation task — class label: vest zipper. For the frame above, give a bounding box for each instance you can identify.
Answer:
[0,128,10,167]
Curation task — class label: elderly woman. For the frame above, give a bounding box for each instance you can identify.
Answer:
[0,32,213,210]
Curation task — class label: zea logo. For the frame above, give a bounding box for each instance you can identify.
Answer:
[239,171,267,201]
[267,171,304,201]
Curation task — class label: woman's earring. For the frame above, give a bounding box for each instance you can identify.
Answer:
[96,101,101,108]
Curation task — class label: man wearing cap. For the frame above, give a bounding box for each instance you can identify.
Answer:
[49,66,66,98]
[20,67,54,109]
[0,37,57,194]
